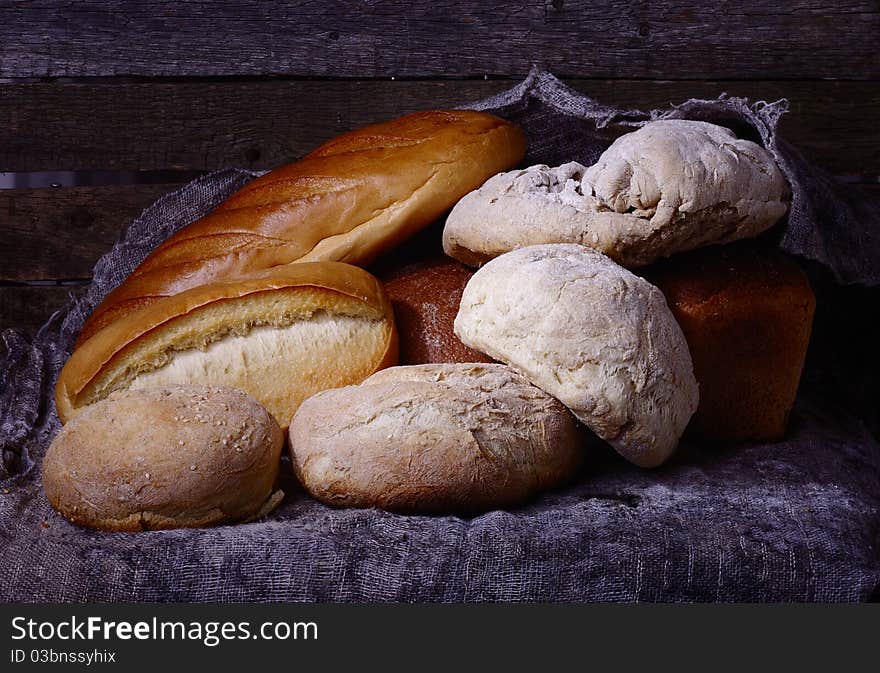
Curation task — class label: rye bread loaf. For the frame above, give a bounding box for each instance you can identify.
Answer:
[454,244,699,468]
[443,120,789,268]
[289,363,583,513]
[380,255,493,364]
[42,385,284,531]
[645,243,815,442]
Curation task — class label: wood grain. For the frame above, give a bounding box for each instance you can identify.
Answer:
[2,175,879,287]
[2,79,879,175]
[0,184,180,282]
[0,1,877,80]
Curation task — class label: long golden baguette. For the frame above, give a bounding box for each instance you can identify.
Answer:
[78,110,527,344]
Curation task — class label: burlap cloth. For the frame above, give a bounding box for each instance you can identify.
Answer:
[2,70,879,602]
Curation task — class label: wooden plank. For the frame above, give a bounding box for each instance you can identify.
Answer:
[0,285,81,335]
[2,79,878,175]
[2,185,878,334]
[0,80,505,172]
[0,1,877,80]
[0,184,180,282]
[2,180,877,287]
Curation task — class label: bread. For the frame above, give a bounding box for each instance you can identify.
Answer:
[78,110,526,345]
[55,262,398,429]
[644,243,815,442]
[379,255,494,364]
[454,244,699,468]
[443,120,789,268]
[289,363,583,513]
[42,385,284,531]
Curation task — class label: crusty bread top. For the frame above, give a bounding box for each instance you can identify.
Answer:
[56,261,396,423]
[380,255,494,365]
[454,244,699,468]
[78,110,526,344]
[643,242,814,314]
[443,120,788,269]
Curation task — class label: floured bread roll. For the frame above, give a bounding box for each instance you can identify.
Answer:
[289,363,583,513]
[443,119,790,268]
[454,244,699,468]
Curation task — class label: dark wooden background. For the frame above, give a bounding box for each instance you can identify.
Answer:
[2,0,879,334]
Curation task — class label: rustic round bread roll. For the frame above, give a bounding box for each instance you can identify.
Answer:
[644,243,815,443]
[289,363,583,513]
[454,244,699,468]
[42,384,284,531]
[380,255,494,364]
[443,120,789,268]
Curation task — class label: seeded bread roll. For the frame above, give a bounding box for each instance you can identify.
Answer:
[455,244,699,468]
[289,363,583,513]
[380,255,493,364]
[443,120,789,268]
[42,385,284,531]
[645,243,815,442]
[55,262,398,429]
[79,110,526,345]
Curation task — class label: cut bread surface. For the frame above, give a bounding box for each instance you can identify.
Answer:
[56,262,398,428]
[127,312,392,427]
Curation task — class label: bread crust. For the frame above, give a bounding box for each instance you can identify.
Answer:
[644,243,815,442]
[42,385,284,531]
[56,262,398,427]
[380,255,494,365]
[79,110,526,344]
[289,363,583,513]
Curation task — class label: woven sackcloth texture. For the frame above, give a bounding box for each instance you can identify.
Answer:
[2,70,879,602]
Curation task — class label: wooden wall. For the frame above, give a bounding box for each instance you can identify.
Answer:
[2,0,878,333]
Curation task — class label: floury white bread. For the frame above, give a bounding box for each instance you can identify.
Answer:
[127,315,389,426]
[454,244,699,468]
[443,119,790,268]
